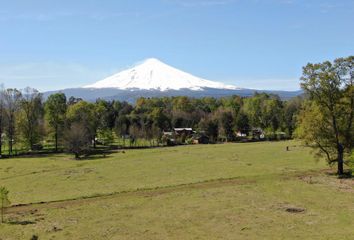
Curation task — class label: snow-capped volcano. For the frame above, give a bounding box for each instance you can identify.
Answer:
[84,58,239,91]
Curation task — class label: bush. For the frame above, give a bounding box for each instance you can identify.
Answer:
[97,129,114,146]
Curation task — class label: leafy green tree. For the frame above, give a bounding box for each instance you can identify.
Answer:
[171,109,194,128]
[220,96,242,114]
[128,123,140,146]
[96,99,117,129]
[114,115,129,147]
[297,56,354,175]
[152,124,162,146]
[195,97,220,113]
[172,96,194,112]
[97,129,114,146]
[0,88,6,157]
[4,88,22,155]
[149,108,170,130]
[214,108,234,141]
[64,122,91,159]
[262,96,283,138]
[66,101,105,148]
[18,87,44,150]
[283,96,302,137]
[92,103,106,148]
[198,116,218,142]
[0,186,10,223]
[243,93,283,137]
[234,111,250,134]
[45,93,67,152]
[243,94,263,128]
[141,119,154,146]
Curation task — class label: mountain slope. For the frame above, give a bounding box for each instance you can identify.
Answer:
[44,58,303,102]
[84,58,239,91]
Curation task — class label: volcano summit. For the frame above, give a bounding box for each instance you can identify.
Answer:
[84,58,239,91]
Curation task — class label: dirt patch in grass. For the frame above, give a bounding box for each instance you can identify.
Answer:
[298,173,354,193]
[285,206,306,213]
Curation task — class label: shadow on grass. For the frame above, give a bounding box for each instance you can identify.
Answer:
[0,151,66,160]
[0,149,117,161]
[73,151,118,161]
[77,155,112,161]
[7,220,36,225]
[326,170,353,179]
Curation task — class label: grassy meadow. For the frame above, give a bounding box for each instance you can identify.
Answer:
[0,141,353,239]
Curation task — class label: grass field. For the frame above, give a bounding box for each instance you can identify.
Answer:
[0,141,353,239]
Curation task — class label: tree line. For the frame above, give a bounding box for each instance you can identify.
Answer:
[0,87,301,157]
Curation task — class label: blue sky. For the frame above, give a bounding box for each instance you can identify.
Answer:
[0,0,353,91]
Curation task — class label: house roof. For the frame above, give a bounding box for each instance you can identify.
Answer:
[174,128,193,131]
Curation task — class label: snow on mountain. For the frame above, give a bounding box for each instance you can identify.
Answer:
[84,58,239,91]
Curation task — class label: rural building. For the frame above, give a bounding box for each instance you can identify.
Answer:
[173,128,195,136]
[236,131,247,137]
[252,128,265,140]
[163,128,206,145]
[162,131,173,137]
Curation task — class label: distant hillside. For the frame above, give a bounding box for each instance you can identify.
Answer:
[43,87,303,103]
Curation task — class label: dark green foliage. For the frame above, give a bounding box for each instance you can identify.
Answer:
[3,88,22,155]
[198,117,218,142]
[30,235,39,240]
[45,93,67,152]
[0,186,10,223]
[234,111,250,134]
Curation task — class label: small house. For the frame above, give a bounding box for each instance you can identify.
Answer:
[236,131,247,137]
[173,128,195,136]
[252,128,265,140]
